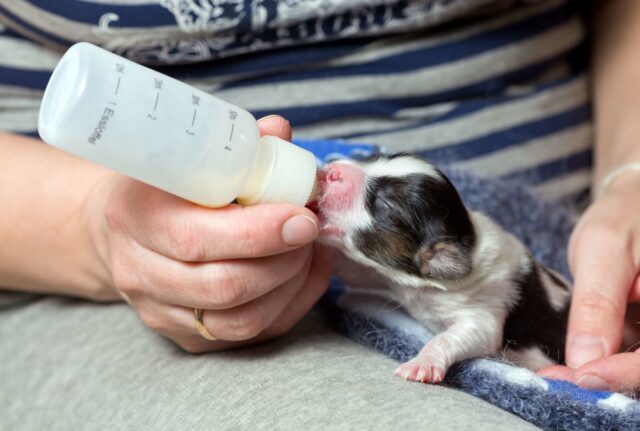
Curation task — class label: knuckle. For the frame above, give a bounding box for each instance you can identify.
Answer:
[207,263,248,307]
[103,196,129,232]
[167,217,206,261]
[139,309,167,332]
[570,219,633,272]
[236,222,259,256]
[581,221,624,249]
[227,303,267,339]
[111,260,144,298]
[575,290,625,323]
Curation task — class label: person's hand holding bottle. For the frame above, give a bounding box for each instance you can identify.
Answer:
[91,115,334,351]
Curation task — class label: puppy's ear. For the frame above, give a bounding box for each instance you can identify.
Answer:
[415,241,472,280]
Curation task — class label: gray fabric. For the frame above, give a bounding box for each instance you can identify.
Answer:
[0,298,539,430]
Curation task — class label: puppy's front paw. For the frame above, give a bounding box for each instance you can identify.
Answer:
[394,360,445,384]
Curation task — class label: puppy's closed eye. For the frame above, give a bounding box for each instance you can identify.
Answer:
[374,197,395,215]
[371,182,402,213]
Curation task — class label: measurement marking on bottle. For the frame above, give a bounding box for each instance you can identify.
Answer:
[154,93,160,111]
[191,108,197,127]
[224,146,232,151]
[229,124,235,141]
[108,101,117,106]
[115,77,121,95]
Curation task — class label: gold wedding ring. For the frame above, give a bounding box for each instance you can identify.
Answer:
[194,308,218,341]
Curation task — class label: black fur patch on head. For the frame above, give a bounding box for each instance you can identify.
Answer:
[354,152,412,162]
[354,171,475,279]
[503,259,569,363]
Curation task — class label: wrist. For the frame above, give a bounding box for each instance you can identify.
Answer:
[81,168,121,301]
[594,162,640,200]
[0,134,123,301]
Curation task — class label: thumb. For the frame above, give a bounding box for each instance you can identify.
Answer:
[566,222,635,368]
[573,352,640,393]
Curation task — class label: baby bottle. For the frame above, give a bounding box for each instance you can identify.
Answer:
[38,42,317,207]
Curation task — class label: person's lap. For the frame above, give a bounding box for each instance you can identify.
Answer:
[0,296,538,430]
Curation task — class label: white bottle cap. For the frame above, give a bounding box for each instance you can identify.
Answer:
[238,136,318,206]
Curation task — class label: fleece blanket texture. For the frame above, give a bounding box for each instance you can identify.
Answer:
[294,138,640,431]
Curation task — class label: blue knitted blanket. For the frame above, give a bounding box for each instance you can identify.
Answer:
[295,139,640,431]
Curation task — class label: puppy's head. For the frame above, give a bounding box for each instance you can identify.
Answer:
[312,154,476,286]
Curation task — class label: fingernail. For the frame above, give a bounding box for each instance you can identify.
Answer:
[576,374,610,391]
[567,334,605,368]
[282,215,318,246]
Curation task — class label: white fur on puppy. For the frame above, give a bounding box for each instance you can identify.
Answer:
[315,154,569,383]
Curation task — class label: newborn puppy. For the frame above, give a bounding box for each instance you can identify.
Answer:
[314,154,570,383]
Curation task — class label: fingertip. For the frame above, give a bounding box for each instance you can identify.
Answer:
[566,333,607,369]
[537,365,575,382]
[257,115,292,141]
[566,280,628,367]
[295,204,321,223]
[575,374,611,391]
[242,203,319,248]
[572,353,640,393]
[282,214,319,246]
[565,217,635,366]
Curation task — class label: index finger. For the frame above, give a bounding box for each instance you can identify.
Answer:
[132,197,319,261]
[566,225,635,368]
[257,115,292,141]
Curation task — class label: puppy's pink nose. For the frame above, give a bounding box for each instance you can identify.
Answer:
[317,162,366,214]
[327,168,341,182]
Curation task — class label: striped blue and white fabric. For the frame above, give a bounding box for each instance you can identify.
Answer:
[0,0,591,212]
[0,2,609,428]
